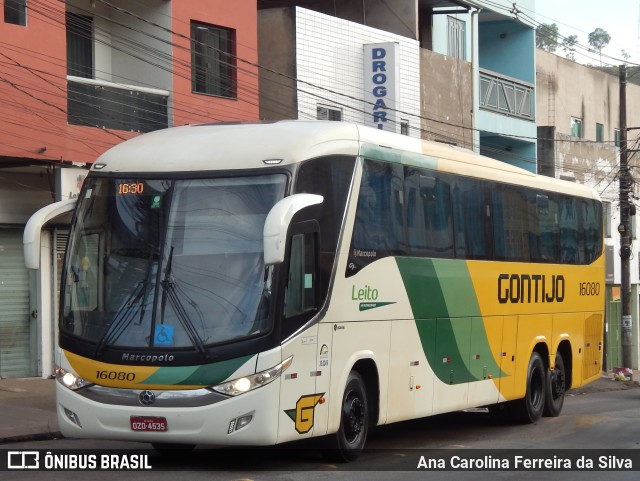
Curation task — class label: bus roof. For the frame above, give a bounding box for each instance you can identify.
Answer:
[92,121,599,200]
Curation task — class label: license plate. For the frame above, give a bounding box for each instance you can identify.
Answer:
[130,416,167,432]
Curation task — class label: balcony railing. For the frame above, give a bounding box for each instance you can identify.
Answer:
[67,76,169,133]
[479,69,534,121]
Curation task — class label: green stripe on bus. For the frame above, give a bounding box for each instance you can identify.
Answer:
[395,257,478,318]
[395,257,503,384]
[360,144,439,170]
[142,355,254,386]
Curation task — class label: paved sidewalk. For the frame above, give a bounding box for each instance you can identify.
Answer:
[0,372,638,444]
[0,376,59,443]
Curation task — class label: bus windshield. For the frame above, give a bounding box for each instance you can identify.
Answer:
[61,174,287,352]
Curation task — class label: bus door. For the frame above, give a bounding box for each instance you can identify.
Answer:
[277,224,323,443]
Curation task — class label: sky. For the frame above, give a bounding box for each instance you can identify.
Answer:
[533,0,640,65]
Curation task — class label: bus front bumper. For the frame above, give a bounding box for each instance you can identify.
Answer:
[55,380,281,446]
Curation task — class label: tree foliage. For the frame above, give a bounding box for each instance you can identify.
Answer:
[536,23,614,65]
[536,23,559,52]
[588,27,611,64]
[561,34,578,61]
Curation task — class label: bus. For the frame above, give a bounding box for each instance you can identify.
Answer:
[25,121,604,461]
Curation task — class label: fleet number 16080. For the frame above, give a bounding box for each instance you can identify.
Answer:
[579,282,600,296]
[96,370,136,381]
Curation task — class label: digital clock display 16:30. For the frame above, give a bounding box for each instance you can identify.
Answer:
[118,182,145,195]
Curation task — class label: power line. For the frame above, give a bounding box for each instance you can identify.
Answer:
[482,0,640,67]
[0,0,630,176]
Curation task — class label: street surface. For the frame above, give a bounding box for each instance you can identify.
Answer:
[2,386,639,481]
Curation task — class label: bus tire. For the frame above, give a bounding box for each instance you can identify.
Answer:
[543,352,566,417]
[324,371,369,462]
[511,351,546,423]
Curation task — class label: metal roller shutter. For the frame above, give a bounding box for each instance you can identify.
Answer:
[0,229,35,377]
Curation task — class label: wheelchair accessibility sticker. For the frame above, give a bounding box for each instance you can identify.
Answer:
[154,324,174,346]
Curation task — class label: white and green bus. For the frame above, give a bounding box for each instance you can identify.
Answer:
[25,121,604,461]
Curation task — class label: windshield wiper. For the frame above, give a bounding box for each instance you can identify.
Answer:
[95,279,146,356]
[160,246,208,358]
[94,247,157,356]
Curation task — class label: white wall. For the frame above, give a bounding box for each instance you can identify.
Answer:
[108,0,173,92]
[69,0,172,92]
[294,8,422,135]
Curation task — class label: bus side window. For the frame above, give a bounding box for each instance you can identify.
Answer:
[452,178,492,259]
[536,193,560,262]
[559,196,580,264]
[493,186,530,262]
[352,159,404,254]
[404,169,454,258]
[283,230,318,337]
[581,199,603,264]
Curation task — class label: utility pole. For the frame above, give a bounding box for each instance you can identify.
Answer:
[619,64,633,371]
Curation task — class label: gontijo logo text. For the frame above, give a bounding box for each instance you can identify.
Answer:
[498,274,565,304]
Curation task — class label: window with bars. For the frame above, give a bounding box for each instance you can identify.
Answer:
[447,16,466,60]
[317,105,342,121]
[191,21,236,98]
[479,71,533,120]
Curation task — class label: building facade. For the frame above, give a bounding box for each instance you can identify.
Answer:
[258,6,422,133]
[258,0,537,162]
[536,49,640,370]
[0,0,259,378]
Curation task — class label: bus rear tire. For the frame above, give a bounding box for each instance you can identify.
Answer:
[511,351,546,423]
[543,352,566,417]
[323,371,369,462]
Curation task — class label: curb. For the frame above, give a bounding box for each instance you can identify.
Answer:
[0,432,63,445]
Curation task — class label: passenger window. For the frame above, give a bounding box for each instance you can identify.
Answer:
[405,169,454,257]
[452,178,492,259]
[492,186,530,261]
[536,194,560,262]
[352,159,404,252]
[348,159,404,276]
[559,196,580,264]
[582,200,603,264]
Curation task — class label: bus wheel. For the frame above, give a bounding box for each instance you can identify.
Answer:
[325,371,369,462]
[512,351,546,423]
[543,352,566,417]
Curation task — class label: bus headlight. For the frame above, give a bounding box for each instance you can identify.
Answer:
[55,367,93,391]
[212,356,293,396]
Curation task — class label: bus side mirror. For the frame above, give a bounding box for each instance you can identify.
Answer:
[263,194,323,265]
[23,198,77,269]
